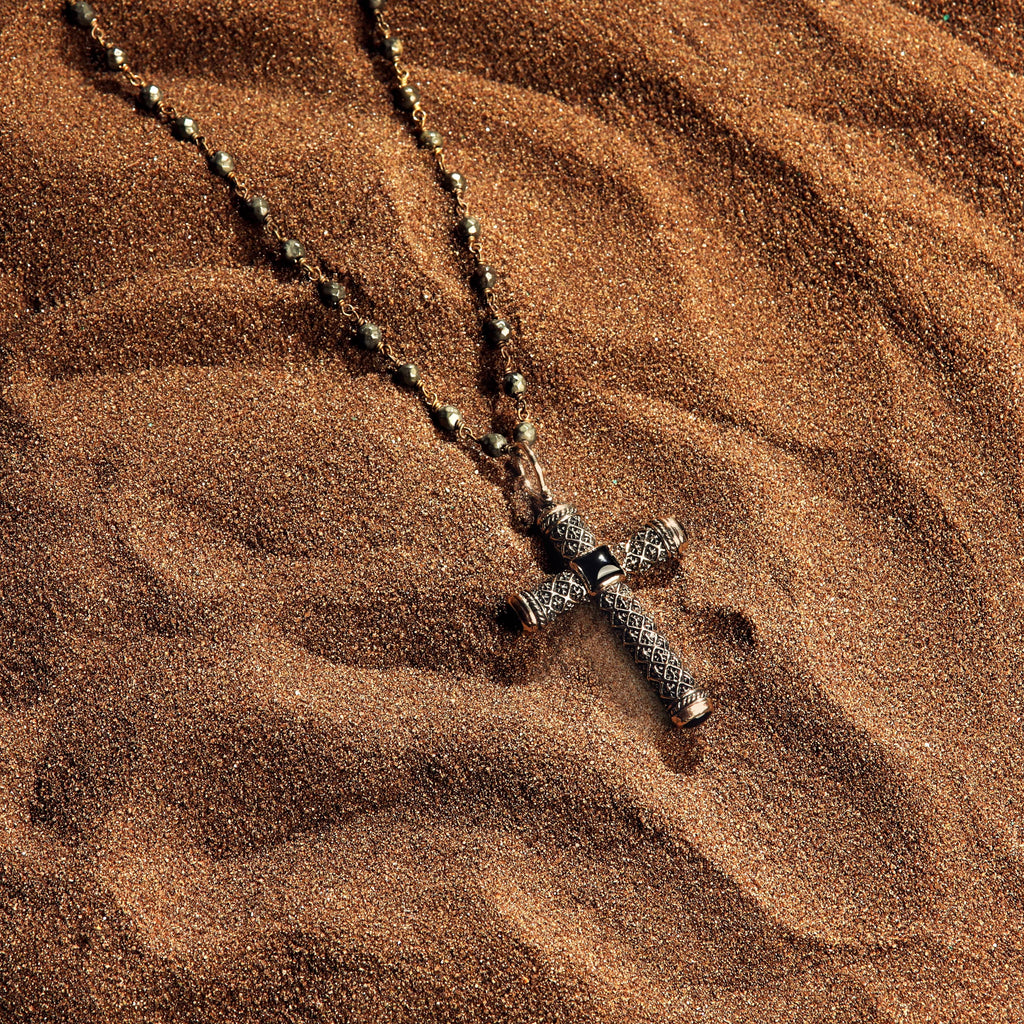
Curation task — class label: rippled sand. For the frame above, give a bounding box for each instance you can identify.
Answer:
[1,1,1023,1020]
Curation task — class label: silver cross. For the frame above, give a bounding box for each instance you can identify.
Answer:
[509,451,712,727]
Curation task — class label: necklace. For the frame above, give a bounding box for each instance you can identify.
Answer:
[64,0,713,728]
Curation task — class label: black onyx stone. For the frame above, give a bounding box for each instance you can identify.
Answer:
[570,545,625,596]
[241,194,270,223]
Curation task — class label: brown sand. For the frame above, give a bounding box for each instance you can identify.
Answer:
[2,0,1024,1020]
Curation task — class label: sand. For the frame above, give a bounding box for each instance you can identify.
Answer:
[2,0,1024,1020]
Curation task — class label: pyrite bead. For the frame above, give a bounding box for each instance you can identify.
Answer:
[513,421,537,444]
[170,116,198,142]
[483,318,511,344]
[67,2,96,28]
[472,264,499,295]
[504,371,527,396]
[444,171,467,193]
[435,405,462,432]
[418,128,443,151]
[317,280,346,308]
[361,0,386,9]
[281,239,306,263]
[241,194,270,224]
[105,47,126,70]
[481,432,509,457]
[208,150,235,177]
[458,216,481,241]
[394,85,420,112]
[395,363,421,387]
[356,323,382,351]
[382,37,404,59]
[139,84,162,111]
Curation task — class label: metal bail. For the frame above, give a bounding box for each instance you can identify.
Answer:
[510,442,555,507]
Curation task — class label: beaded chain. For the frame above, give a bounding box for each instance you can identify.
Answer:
[64,0,538,461]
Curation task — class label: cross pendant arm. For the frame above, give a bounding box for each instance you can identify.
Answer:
[511,569,589,632]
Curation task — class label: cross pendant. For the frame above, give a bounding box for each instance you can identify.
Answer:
[508,498,713,728]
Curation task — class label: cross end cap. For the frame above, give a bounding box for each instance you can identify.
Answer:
[507,592,541,632]
[656,517,689,554]
[669,695,713,727]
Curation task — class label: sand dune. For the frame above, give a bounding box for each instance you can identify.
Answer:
[2,0,1023,1020]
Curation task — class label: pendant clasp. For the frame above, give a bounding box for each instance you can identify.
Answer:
[510,443,555,508]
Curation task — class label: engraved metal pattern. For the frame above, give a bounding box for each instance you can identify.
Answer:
[597,583,707,708]
[619,521,681,574]
[537,505,596,559]
[518,570,588,630]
